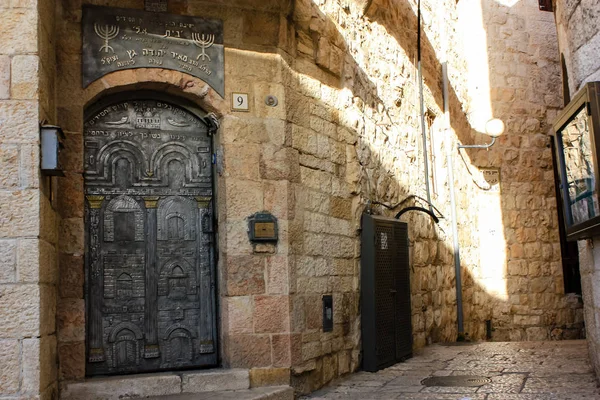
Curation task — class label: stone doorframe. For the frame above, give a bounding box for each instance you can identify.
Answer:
[57,69,229,382]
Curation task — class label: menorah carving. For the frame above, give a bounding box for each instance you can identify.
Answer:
[192,33,214,62]
[94,23,120,53]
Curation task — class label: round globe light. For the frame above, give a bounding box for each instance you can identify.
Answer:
[485,118,505,138]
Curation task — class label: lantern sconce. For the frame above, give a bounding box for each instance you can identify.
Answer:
[40,124,65,176]
[458,118,505,150]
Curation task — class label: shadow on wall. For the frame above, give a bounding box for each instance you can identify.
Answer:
[283,0,584,392]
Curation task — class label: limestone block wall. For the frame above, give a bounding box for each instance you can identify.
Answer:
[555,0,600,379]
[53,0,296,390]
[0,0,59,399]
[464,0,583,342]
[0,0,582,397]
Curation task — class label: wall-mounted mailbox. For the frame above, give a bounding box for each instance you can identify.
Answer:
[248,212,278,242]
[553,82,600,240]
[40,125,65,176]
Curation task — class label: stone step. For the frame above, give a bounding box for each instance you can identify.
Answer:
[61,369,252,400]
[147,386,294,400]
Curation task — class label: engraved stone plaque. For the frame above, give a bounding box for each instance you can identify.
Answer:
[82,5,224,97]
[84,97,217,375]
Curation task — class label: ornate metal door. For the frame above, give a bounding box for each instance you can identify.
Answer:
[84,96,217,375]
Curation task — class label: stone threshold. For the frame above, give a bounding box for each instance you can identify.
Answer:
[147,386,294,400]
[60,368,264,400]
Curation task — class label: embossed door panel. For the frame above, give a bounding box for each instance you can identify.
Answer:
[84,97,217,375]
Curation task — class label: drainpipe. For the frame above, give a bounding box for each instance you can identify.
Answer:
[445,133,465,339]
[417,0,433,214]
[440,11,465,340]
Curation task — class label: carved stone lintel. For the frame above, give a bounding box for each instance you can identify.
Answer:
[87,195,105,209]
[143,196,160,209]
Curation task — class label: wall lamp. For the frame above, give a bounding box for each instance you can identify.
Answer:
[40,124,65,176]
[457,118,505,150]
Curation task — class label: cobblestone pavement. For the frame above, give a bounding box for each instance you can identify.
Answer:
[301,340,600,400]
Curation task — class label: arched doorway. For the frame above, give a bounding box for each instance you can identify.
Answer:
[84,92,217,375]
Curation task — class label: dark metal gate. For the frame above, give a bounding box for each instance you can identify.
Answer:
[361,214,412,372]
[83,95,217,375]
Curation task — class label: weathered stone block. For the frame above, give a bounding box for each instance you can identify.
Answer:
[58,218,84,254]
[11,55,39,99]
[0,284,41,337]
[59,253,84,299]
[272,334,292,367]
[0,9,37,54]
[223,296,254,335]
[181,369,249,392]
[0,239,17,283]
[0,143,19,188]
[254,295,291,334]
[249,367,290,387]
[224,143,261,180]
[0,339,20,394]
[225,179,263,219]
[0,190,39,238]
[267,255,290,295]
[0,55,10,99]
[225,334,272,368]
[60,372,182,400]
[22,336,57,394]
[19,239,57,284]
[243,11,280,47]
[260,146,300,182]
[225,255,265,296]
[57,298,85,342]
[57,173,84,219]
[58,341,85,380]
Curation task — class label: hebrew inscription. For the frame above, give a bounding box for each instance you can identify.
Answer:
[82,5,224,97]
[84,98,217,375]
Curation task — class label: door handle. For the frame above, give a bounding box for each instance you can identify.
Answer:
[390,289,397,294]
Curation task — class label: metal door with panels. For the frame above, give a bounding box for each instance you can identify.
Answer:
[84,94,217,375]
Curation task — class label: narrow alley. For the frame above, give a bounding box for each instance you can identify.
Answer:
[301,340,600,399]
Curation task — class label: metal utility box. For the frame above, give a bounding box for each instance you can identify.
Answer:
[361,214,412,372]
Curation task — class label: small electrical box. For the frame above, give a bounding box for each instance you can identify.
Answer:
[40,125,65,176]
[323,295,333,332]
[248,212,278,242]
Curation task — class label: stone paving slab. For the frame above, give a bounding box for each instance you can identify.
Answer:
[301,340,600,400]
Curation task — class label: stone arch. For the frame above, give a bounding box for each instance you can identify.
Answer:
[83,68,227,118]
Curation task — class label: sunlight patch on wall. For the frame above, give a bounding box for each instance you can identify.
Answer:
[457,0,494,134]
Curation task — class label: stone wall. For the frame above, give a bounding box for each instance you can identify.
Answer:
[0,0,59,399]
[465,0,584,342]
[0,0,588,397]
[555,0,600,379]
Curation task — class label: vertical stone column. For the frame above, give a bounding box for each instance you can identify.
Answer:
[196,196,215,353]
[143,196,160,358]
[86,195,105,362]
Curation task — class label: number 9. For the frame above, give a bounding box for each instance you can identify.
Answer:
[237,96,244,106]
